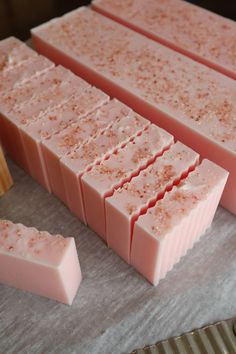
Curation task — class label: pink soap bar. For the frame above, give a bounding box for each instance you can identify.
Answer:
[92,0,236,80]
[106,142,199,263]
[61,110,149,223]
[131,160,228,285]
[41,99,126,203]
[0,37,37,72]
[0,55,54,93]
[31,8,236,214]
[0,220,82,304]
[82,124,173,241]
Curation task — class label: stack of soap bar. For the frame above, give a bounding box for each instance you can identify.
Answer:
[81,124,173,241]
[41,99,127,203]
[20,85,108,192]
[131,160,228,285]
[60,111,149,223]
[31,7,236,214]
[0,220,81,304]
[0,146,13,197]
[106,142,199,263]
[92,0,236,80]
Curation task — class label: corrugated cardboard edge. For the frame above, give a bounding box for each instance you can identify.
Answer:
[131,317,236,354]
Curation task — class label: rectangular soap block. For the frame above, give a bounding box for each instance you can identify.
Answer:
[60,110,149,223]
[31,7,236,214]
[0,37,37,72]
[41,99,126,203]
[0,220,82,304]
[0,146,13,197]
[106,142,199,263]
[92,0,236,80]
[130,160,228,285]
[22,87,108,198]
[81,124,173,241]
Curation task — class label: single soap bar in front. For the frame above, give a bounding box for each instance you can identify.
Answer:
[106,142,199,263]
[0,220,81,305]
[92,0,236,80]
[131,160,228,285]
[31,7,236,214]
[81,124,173,241]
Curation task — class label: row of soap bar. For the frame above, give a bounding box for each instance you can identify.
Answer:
[0,38,228,294]
[31,6,236,215]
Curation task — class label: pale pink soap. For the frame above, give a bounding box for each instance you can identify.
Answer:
[1,67,89,178]
[31,8,236,215]
[41,99,127,204]
[130,160,228,285]
[106,142,199,263]
[0,220,82,305]
[0,55,54,94]
[92,0,236,80]
[22,87,108,198]
[82,124,173,241]
[61,111,149,223]
[0,37,37,72]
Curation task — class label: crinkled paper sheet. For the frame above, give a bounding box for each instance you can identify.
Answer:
[0,158,236,354]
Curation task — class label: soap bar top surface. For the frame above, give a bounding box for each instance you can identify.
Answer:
[137,159,229,239]
[32,8,236,152]
[0,220,69,266]
[62,109,148,173]
[44,99,127,156]
[83,124,173,194]
[0,37,37,72]
[93,0,236,76]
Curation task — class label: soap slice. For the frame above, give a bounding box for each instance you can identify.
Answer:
[61,111,149,223]
[0,55,53,93]
[1,67,89,181]
[131,160,228,285]
[0,37,37,72]
[106,142,199,263]
[92,0,236,80]
[82,124,173,241]
[41,99,126,203]
[31,7,236,214]
[0,220,81,305]
[0,146,13,197]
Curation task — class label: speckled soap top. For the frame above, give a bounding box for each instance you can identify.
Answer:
[62,111,149,173]
[137,159,229,239]
[0,37,37,72]
[0,220,69,266]
[33,7,236,152]
[93,0,236,76]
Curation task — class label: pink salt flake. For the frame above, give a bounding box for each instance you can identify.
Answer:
[106,142,199,263]
[0,220,82,305]
[130,160,228,285]
[60,110,149,223]
[31,7,236,214]
[81,124,173,241]
[92,0,236,79]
